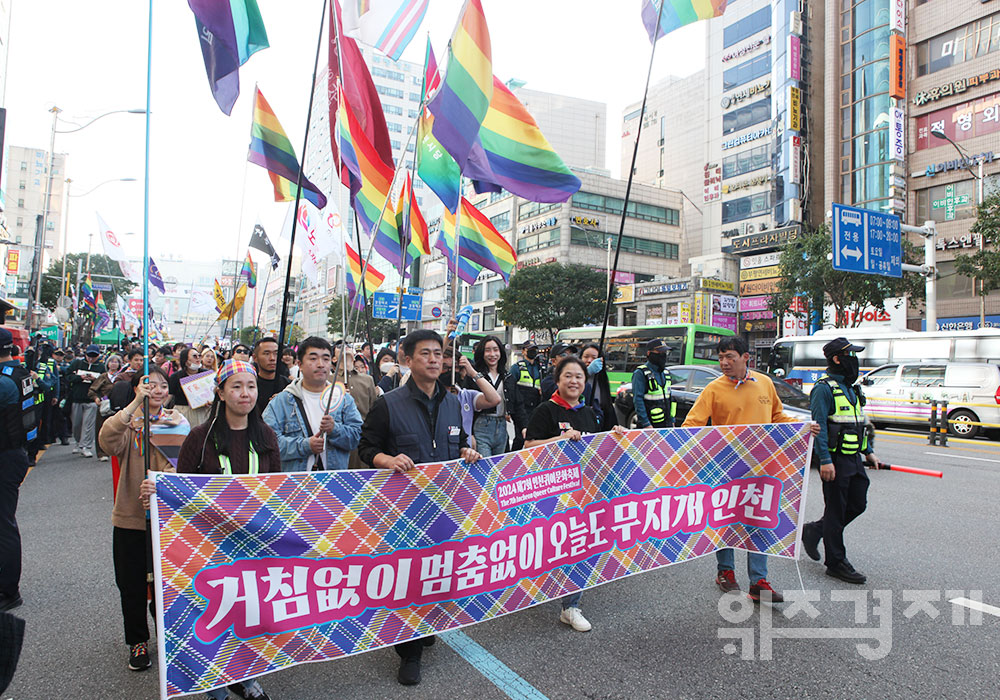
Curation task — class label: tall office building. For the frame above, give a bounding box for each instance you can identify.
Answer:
[903,2,1000,329]
[2,146,68,315]
[515,86,606,170]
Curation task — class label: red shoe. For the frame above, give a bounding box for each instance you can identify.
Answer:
[715,569,740,593]
[748,579,784,603]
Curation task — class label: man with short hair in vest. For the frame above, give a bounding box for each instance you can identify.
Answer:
[358,329,482,687]
[0,328,37,611]
[632,338,675,428]
[803,337,881,584]
[505,340,543,450]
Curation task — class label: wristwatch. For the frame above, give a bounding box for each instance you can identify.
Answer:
[474,371,485,380]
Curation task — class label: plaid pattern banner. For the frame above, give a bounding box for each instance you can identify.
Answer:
[151,424,812,697]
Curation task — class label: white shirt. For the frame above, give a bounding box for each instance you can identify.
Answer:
[487,371,505,416]
[302,387,327,470]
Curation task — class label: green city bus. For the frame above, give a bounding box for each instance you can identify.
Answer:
[555,323,735,389]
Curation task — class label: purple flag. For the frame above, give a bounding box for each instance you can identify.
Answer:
[148,258,166,294]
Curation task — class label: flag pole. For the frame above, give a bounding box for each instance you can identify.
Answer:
[141,0,153,473]
[277,0,328,352]
[452,191,462,386]
[597,0,665,356]
[393,177,410,350]
[252,263,272,342]
[353,211,375,347]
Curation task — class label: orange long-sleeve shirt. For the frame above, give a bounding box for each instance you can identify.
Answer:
[681,370,797,427]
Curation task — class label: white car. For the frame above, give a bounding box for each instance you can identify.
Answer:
[861,362,1000,439]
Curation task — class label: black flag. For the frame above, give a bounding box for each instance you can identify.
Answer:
[249,223,280,270]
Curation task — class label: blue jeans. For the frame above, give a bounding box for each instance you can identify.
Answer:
[716,548,768,583]
[473,414,508,458]
[562,591,582,610]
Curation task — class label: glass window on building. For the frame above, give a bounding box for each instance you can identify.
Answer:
[722,53,772,92]
[569,229,678,259]
[936,260,975,301]
[721,192,770,223]
[916,11,1000,76]
[915,180,978,222]
[722,6,772,48]
[376,85,404,99]
[409,92,421,102]
[383,104,403,116]
[517,228,560,253]
[387,121,403,132]
[722,97,771,135]
[487,280,503,298]
[518,200,559,220]
[853,163,891,205]
[489,211,511,231]
[483,305,496,332]
[723,143,770,179]
[853,127,889,169]
[468,284,484,303]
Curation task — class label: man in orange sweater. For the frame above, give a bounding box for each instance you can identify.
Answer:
[682,336,819,603]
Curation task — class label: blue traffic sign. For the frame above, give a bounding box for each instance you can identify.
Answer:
[372,291,422,321]
[831,203,902,278]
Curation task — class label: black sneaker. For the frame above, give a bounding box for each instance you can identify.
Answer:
[129,642,151,671]
[802,522,821,561]
[827,562,867,584]
[397,657,421,686]
[229,680,271,699]
[422,636,436,647]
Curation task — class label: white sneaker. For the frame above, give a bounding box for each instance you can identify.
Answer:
[82,449,94,458]
[99,455,109,462]
[559,607,592,632]
[72,446,81,454]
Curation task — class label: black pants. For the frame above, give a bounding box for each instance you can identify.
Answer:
[0,449,29,598]
[395,639,425,661]
[51,401,70,440]
[112,526,154,645]
[810,454,869,568]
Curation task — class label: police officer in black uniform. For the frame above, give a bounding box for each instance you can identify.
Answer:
[0,328,37,611]
[803,337,881,584]
[358,329,481,687]
[631,338,675,428]
[505,341,544,450]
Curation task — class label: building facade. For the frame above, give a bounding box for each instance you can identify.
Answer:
[905,1,1000,329]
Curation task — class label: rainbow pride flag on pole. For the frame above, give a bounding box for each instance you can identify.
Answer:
[427,0,492,170]
[248,87,327,209]
[453,196,515,282]
[80,274,97,315]
[417,39,461,213]
[345,242,385,309]
[641,0,728,43]
[239,252,257,289]
[342,0,429,61]
[434,210,483,286]
[396,173,430,257]
[465,77,581,203]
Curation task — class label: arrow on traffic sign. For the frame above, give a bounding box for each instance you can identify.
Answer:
[842,247,862,260]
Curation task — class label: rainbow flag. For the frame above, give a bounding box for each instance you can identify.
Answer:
[427,0,492,170]
[396,173,430,257]
[465,77,581,203]
[338,87,411,273]
[434,210,484,286]
[345,242,385,309]
[95,291,111,332]
[240,251,257,288]
[453,196,516,282]
[641,0,728,42]
[80,274,97,315]
[417,39,461,213]
[248,87,327,209]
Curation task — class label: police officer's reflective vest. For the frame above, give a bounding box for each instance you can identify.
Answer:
[34,359,56,404]
[513,361,539,391]
[0,364,37,449]
[820,375,867,456]
[638,365,675,427]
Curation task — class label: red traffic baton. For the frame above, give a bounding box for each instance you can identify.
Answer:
[870,462,943,478]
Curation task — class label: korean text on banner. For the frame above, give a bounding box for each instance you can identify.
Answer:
[152,424,812,698]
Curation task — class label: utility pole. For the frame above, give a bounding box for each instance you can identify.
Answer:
[34,106,61,331]
[900,220,938,331]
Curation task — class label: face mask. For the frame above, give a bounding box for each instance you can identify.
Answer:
[648,353,667,369]
[839,355,860,383]
[189,363,201,372]
[380,363,393,374]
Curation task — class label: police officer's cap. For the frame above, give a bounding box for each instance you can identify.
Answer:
[645,338,668,354]
[549,343,576,357]
[85,344,101,356]
[822,337,864,359]
[521,341,538,350]
[0,328,13,347]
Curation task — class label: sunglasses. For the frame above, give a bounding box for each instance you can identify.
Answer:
[840,351,857,357]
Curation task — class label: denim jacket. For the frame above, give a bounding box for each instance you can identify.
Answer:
[262,378,363,472]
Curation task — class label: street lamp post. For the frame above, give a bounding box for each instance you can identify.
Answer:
[930,128,986,327]
[29,106,145,331]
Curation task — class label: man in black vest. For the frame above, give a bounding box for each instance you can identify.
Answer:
[358,329,481,687]
[0,328,37,611]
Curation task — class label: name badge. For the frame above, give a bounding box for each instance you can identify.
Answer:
[558,422,572,431]
[449,425,461,436]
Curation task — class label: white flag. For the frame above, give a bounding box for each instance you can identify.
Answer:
[189,290,217,314]
[97,213,143,284]
[281,200,345,285]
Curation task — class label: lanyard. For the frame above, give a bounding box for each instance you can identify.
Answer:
[218,446,259,475]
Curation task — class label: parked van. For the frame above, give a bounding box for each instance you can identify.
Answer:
[860,362,1000,439]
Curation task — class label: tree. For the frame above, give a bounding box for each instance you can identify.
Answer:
[954,192,1000,296]
[768,223,925,328]
[496,263,609,340]
[327,296,398,343]
[237,326,262,344]
[40,253,136,310]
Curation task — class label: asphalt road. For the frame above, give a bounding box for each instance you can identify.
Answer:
[3,428,997,700]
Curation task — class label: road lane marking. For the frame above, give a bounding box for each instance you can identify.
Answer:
[949,597,1000,618]
[924,451,1000,464]
[879,436,1000,455]
[875,430,984,446]
[440,629,549,700]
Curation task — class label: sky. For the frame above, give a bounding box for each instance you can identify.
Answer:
[3,0,705,270]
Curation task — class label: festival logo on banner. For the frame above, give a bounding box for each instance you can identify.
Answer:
[152,425,813,698]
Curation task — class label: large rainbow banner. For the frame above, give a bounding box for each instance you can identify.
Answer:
[151,424,812,697]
